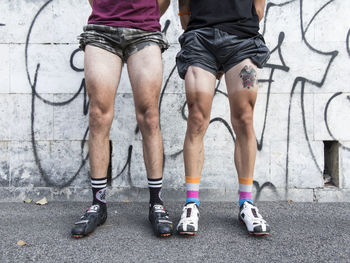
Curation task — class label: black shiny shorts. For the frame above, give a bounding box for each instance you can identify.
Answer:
[176,27,270,79]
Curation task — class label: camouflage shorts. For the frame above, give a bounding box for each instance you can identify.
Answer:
[79,24,169,62]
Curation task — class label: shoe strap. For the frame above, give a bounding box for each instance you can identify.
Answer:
[158,219,172,224]
[153,205,167,214]
[74,219,89,225]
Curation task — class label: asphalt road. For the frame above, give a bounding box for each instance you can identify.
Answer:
[0,202,349,263]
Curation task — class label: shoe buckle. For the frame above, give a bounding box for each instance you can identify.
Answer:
[153,205,164,210]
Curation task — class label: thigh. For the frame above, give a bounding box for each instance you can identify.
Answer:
[220,32,270,73]
[225,59,258,116]
[126,44,163,111]
[185,66,216,117]
[84,45,123,111]
[176,28,218,80]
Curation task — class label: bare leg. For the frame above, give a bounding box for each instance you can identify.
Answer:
[127,45,163,180]
[183,66,216,179]
[71,45,123,238]
[127,44,174,236]
[85,45,122,179]
[176,66,216,235]
[227,59,271,236]
[225,58,258,181]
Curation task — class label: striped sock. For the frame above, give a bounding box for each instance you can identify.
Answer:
[238,177,253,207]
[91,177,107,207]
[148,178,163,207]
[186,176,201,206]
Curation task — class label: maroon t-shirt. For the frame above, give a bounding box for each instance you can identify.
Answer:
[88,0,161,32]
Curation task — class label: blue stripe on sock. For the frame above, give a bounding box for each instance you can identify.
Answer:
[186,198,200,206]
[239,198,253,207]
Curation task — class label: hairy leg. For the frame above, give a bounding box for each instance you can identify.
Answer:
[84,45,122,179]
[183,66,216,195]
[127,45,164,180]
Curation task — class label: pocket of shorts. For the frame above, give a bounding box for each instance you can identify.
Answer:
[253,38,270,67]
[178,33,185,45]
[178,31,199,47]
[178,32,193,47]
[158,32,170,51]
[78,32,88,50]
[254,38,262,48]
[176,47,189,63]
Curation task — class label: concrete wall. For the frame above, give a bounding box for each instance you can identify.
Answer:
[0,0,349,202]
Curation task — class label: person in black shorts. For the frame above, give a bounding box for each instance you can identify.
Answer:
[176,0,271,236]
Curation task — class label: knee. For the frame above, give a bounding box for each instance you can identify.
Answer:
[231,107,254,133]
[89,103,114,132]
[136,107,160,134]
[187,107,210,136]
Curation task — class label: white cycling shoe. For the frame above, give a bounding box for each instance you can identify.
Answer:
[177,202,199,235]
[239,201,270,236]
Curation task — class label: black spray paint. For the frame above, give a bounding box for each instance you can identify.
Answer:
[24,0,345,201]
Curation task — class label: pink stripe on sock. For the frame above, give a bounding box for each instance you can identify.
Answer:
[187,190,199,199]
[239,191,252,200]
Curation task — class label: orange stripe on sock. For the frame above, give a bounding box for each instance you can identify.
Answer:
[185,176,201,184]
[238,177,253,185]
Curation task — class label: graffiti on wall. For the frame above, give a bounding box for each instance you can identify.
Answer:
[347,29,350,57]
[26,0,89,187]
[21,0,349,200]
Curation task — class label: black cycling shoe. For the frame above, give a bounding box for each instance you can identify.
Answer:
[149,204,173,237]
[71,204,107,238]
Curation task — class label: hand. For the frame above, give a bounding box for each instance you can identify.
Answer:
[158,0,170,17]
[180,15,190,30]
[255,7,264,21]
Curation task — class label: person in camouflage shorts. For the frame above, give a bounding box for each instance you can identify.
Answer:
[71,0,174,238]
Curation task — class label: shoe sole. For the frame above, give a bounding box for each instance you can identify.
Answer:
[149,219,173,237]
[151,224,173,237]
[71,217,107,239]
[72,230,95,239]
[72,233,90,239]
[249,232,270,236]
[178,231,197,236]
[240,219,270,236]
[159,233,172,237]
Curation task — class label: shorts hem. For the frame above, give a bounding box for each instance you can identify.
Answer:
[84,43,123,60]
[223,56,256,73]
[177,61,217,80]
[125,41,164,62]
[80,24,168,62]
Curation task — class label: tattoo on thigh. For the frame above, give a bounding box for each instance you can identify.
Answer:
[239,65,257,89]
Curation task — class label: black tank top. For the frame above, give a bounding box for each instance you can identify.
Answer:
[186,0,260,37]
